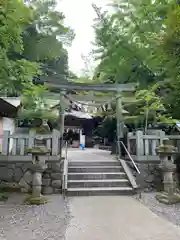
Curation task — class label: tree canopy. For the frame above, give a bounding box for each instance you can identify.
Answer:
[2,0,180,134]
[0,0,75,98]
[0,0,77,124]
[91,0,180,129]
[0,0,39,96]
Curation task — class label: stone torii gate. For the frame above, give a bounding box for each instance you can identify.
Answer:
[43,81,137,157]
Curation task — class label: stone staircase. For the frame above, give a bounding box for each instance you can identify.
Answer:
[67,160,135,196]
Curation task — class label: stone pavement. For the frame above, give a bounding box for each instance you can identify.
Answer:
[64,148,113,162]
[65,196,180,240]
[63,149,180,239]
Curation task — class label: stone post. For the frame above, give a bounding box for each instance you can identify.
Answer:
[32,172,42,197]
[136,131,144,159]
[156,139,180,204]
[31,156,47,198]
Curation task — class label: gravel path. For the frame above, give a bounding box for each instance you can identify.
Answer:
[0,194,70,240]
[135,192,180,226]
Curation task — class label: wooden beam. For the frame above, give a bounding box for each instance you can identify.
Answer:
[44,82,137,92]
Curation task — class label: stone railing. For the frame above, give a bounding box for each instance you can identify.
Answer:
[1,129,61,159]
[0,129,64,201]
[127,130,180,162]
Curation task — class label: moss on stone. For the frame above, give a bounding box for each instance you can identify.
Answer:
[156,192,180,204]
[0,187,21,193]
[0,182,21,193]
[31,127,50,134]
[24,195,48,205]
[0,192,9,202]
[25,147,51,154]
[156,144,177,153]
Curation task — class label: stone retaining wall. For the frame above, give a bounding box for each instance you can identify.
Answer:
[137,163,163,192]
[0,162,63,194]
[42,163,63,194]
[127,160,180,192]
[127,161,163,192]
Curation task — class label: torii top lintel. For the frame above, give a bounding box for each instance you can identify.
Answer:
[44,82,138,92]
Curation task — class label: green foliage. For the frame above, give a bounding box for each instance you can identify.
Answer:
[95,117,116,139]
[0,0,77,126]
[24,0,74,44]
[18,108,57,121]
[135,88,165,112]
[91,0,180,126]
[92,0,171,84]
[22,0,74,78]
[22,85,48,109]
[159,5,180,120]
[18,85,57,121]
[0,0,75,98]
[163,5,180,59]
[0,0,39,96]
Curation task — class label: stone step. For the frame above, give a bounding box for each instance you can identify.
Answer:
[68,161,120,167]
[67,187,134,196]
[68,166,123,173]
[68,172,127,180]
[68,179,130,188]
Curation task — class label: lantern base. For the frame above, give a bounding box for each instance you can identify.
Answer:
[156,192,180,204]
[24,195,48,205]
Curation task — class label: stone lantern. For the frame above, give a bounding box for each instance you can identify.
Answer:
[156,139,180,204]
[25,136,51,205]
